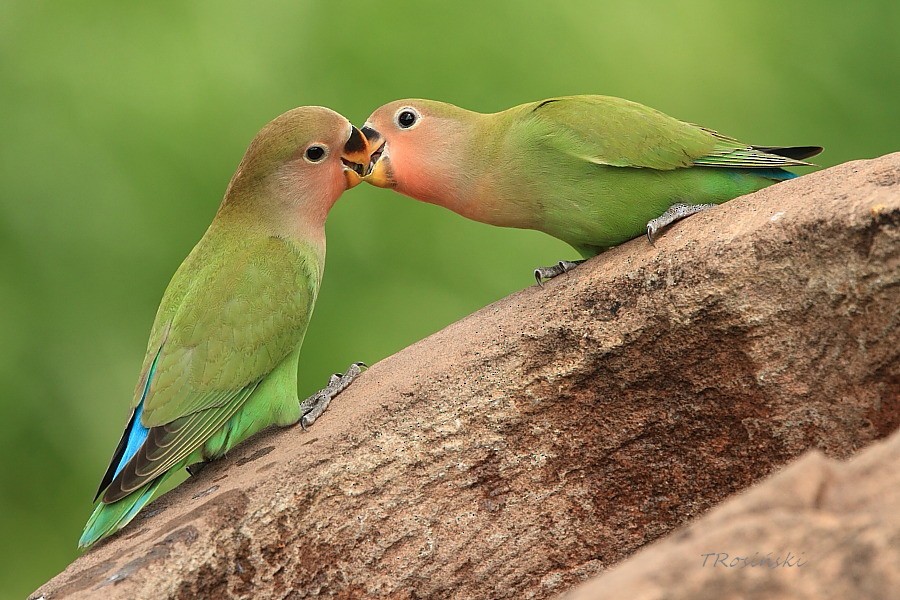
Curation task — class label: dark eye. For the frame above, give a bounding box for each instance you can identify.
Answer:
[396,109,418,129]
[304,145,326,162]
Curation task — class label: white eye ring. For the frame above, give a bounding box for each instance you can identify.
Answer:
[303,144,329,163]
[394,106,421,130]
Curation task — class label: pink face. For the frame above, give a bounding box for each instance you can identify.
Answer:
[361,99,530,227]
[293,110,371,188]
[360,101,452,203]
[283,121,371,206]
[229,107,373,227]
[359,100,538,229]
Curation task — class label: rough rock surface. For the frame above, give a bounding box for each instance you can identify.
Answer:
[34,154,900,599]
[560,428,900,600]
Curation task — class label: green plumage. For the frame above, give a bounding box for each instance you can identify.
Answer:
[80,106,356,548]
[367,95,821,257]
[489,96,820,256]
[80,213,321,548]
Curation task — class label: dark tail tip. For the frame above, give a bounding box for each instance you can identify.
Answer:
[754,145,824,161]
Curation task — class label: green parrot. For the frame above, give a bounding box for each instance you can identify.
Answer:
[79,106,373,548]
[359,95,821,282]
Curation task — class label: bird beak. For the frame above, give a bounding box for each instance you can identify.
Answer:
[341,125,370,189]
[360,125,393,188]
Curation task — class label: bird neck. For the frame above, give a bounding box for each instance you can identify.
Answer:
[400,113,534,229]
[391,114,491,222]
[216,179,329,259]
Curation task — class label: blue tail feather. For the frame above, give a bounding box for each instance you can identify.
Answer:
[83,348,160,548]
[113,401,149,480]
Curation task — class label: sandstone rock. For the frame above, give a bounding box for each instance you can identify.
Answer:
[33,154,900,599]
[560,428,900,600]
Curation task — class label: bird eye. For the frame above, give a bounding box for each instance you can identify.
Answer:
[304,145,327,163]
[395,107,420,129]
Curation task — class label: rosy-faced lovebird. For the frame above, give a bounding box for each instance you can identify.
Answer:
[359,96,822,282]
[79,107,372,548]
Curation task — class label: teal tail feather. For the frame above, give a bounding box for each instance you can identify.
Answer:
[78,479,163,548]
[754,168,798,181]
[727,167,799,182]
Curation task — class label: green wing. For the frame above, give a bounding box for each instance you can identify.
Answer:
[521,95,816,170]
[101,231,321,502]
[690,127,820,168]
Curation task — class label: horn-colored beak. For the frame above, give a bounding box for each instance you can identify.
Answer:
[341,125,371,189]
[360,125,393,188]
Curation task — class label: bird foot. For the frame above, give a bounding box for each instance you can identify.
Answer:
[534,260,585,286]
[646,203,717,243]
[299,362,367,429]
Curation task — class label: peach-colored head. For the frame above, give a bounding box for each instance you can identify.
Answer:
[223,106,371,231]
[361,99,482,214]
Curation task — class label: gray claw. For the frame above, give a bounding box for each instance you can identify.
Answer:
[533,260,585,286]
[299,362,366,429]
[557,260,583,273]
[645,202,717,244]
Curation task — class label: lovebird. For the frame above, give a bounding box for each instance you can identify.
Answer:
[80,107,372,548]
[359,96,821,282]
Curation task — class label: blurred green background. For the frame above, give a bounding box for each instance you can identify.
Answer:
[2,0,898,596]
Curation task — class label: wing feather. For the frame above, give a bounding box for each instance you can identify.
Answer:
[96,230,322,503]
[520,96,817,171]
[103,386,256,502]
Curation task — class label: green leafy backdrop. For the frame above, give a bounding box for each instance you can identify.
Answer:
[2,1,897,596]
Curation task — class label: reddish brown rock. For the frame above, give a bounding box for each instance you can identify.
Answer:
[33,154,900,599]
[560,428,900,600]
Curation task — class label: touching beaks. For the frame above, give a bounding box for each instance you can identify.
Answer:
[361,125,382,150]
[341,125,370,189]
[360,124,392,188]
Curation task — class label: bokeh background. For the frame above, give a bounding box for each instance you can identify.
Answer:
[2,0,898,596]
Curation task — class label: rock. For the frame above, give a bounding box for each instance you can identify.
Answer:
[33,154,900,599]
[559,427,900,600]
